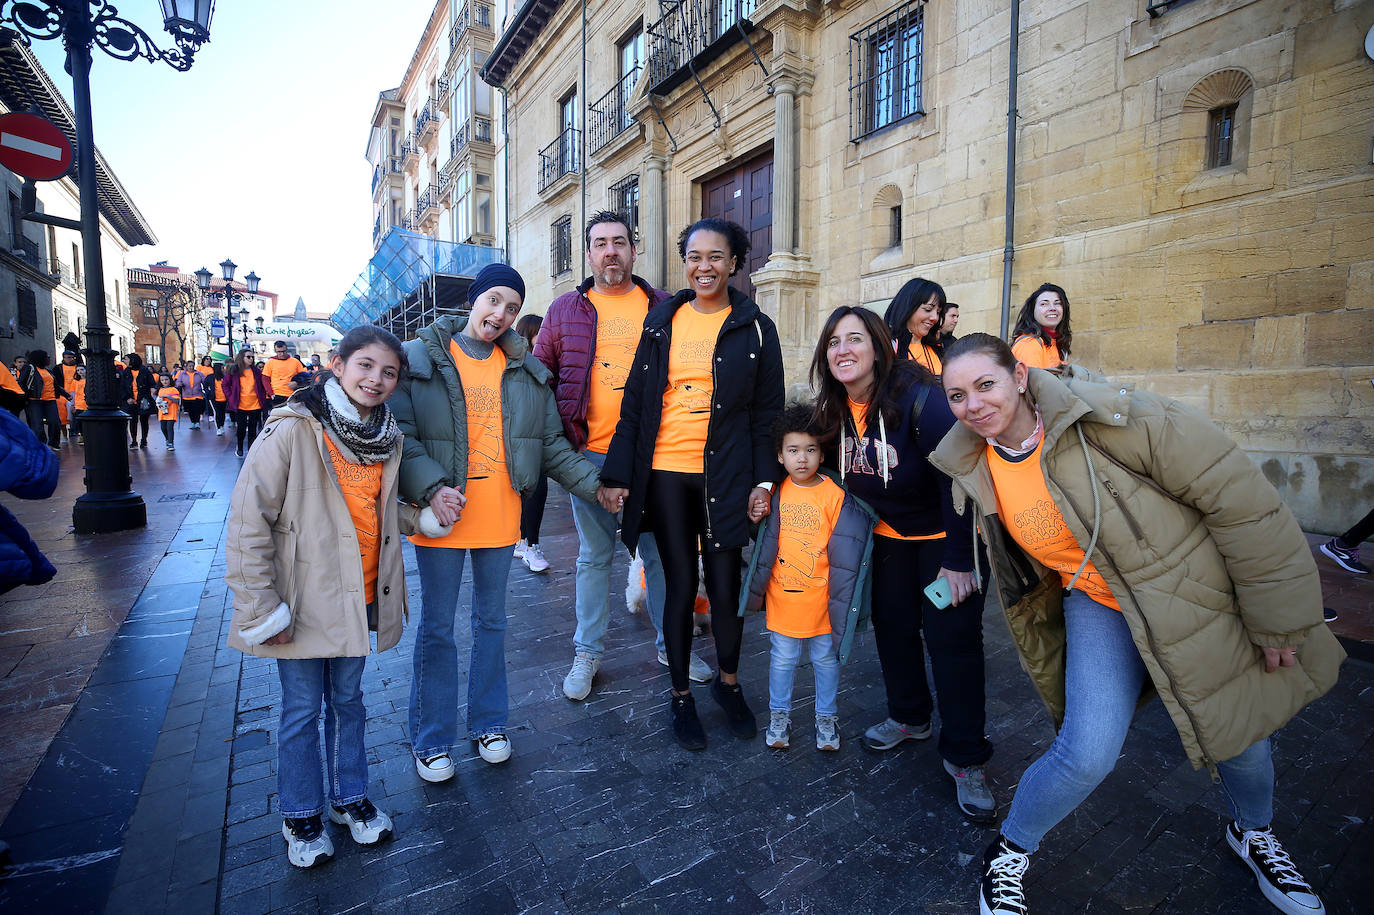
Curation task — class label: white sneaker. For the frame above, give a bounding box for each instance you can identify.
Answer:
[816,714,841,751]
[658,649,714,683]
[513,538,528,559]
[216,426,224,436]
[328,798,393,844]
[415,752,454,783]
[765,711,790,748]
[281,816,334,868]
[523,543,549,573]
[563,651,600,701]
[477,732,511,764]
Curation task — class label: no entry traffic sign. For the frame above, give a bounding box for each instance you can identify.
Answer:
[0,112,74,181]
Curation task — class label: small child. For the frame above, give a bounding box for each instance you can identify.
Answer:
[741,405,877,751]
[156,373,181,451]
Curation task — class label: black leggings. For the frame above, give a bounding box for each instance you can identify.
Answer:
[236,408,263,451]
[1339,508,1374,546]
[210,399,226,428]
[520,474,548,544]
[646,470,744,692]
[128,410,150,444]
[185,398,204,424]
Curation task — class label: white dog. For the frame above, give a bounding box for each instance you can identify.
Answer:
[626,551,711,635]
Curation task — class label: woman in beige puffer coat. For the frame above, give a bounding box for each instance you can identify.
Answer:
[932,333,1341,915]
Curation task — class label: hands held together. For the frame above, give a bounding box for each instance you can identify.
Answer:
[428,485,467,527]
[597,486,628,514]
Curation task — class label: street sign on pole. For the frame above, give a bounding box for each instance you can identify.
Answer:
[0,112,74,180]
[209,318,226,337]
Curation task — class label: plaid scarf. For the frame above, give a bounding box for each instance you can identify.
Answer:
[316,376,398,465]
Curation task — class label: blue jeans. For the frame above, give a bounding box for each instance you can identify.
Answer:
[410,545,511,757]
[769,631,840,717]
[1001,591,1275,852]
[276,657,368,818]
[570,449,669,657]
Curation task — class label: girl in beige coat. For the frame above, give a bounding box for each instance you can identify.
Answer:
[227,326,412,869]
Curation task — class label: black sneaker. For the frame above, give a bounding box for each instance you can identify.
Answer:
[670,693,707,750]
[710,676,757,739]
[1319,538,1368,574]
[1225,823,1325,914]
[281,814,334,868]
[980,836,1030,915]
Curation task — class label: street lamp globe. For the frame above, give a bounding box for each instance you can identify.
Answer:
[255,316,265,332]
[245,271,261,295]
[238,306,249,325]
[194,266,212,291]
[159,0,215,44]
[219,258,237,283]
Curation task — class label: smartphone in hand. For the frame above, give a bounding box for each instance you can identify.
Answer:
[924,577,953,609]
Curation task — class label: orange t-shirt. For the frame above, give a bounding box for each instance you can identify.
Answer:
[1012,335,1062,369]
[987,441,1120,610]
[36,367,55,401]
[58,363,80,394]
[410,340,521,549]
[237,372,261,411]
[72,378,87,411]
[585,287,647,454]
[847,398,943,542]
[324,435,384,604]
[0,363,20,395]
[213,376,226,402]
[156,386,181,421]
[765,476,846,638]
[263,356,305,397]
[652,304,729,473]
[179,371,203,400]
[905,341,943,375]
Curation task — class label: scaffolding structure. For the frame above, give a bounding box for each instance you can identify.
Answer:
[332,228,505,339]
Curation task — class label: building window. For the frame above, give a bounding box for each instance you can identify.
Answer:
[889,204,902,248]
[16,281,36,334]
[849,1,924,142]
[1206,104,1237,169]
[142,298,159,320]
[609,174,640,243]
[551,216,573,276]
[71,243,81,287]
[145,344,162,365]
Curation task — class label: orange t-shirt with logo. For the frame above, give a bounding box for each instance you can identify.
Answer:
[765,476,846,638]
[585,287,647,454]
[1012,335,1062,369]
[410,340,521,549]
[263,356,305,397]
[237,372,261,411]
[987,441,1120,610]
[58,363,80,394]
[324,435,384,604]
[653,304,728,474]
[156,385,181,421]
[905,341,943,375]
[847,398,942,543]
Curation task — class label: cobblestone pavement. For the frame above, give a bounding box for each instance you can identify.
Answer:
[0,422,1370,913]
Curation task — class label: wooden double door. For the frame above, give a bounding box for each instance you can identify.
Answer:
[700,149,772,299]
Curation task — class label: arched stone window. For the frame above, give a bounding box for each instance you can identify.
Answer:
[1182,69,1254,172]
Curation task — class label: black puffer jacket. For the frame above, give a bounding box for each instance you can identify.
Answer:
[602,286,784,553]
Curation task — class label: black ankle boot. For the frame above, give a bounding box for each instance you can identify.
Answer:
[710,676,757,739]
[670,693,706,750]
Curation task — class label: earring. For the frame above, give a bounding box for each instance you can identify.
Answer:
[1018,386,1025,393]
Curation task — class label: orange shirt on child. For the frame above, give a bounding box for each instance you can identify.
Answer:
[652,304,729,474]
[156,386,181,421]
[585,287,647,454]
[324,435,384,604]
[905,341,943,375]
[987,441,1120,610]
[409,340,521,549]
[847,398,943,543]
[764,476,847,638]
[1012,335,1062,369]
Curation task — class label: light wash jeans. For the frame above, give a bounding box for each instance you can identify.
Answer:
[410,545,512,757]
[276,656,368,818]
[1001,590,1275,852]
[571,449,669,657]
[769,631,840,718]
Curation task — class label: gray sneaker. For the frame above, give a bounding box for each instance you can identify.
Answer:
[657,649,713,683]
[862,717,932,751]
[816,715,840,751]
[944,759,997,823]
[563,651,600,700]
[765,711,790,748]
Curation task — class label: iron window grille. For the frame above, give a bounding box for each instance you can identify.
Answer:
[1206,104,1237,169]
[539,128,581,191]
[889,204,902,248]
[608,175,641,243]
[552,216,573,276]
[849,1,924,142]
[590,65,642,153]
[16,281,36,334]
[646,0,758,90]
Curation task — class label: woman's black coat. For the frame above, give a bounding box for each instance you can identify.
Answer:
[602,286,784,553]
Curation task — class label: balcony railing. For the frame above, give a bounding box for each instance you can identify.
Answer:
[437,75,451,100]
[418,186,439,220]
[452,121,470,158]
[388,155,403,174]
[590,66,642,152]
[450,3,470,50]
[474,116,492,143]
[538,127,581,192]
[647,0,758,91]
[402,208,417,231]
[401,133,418,165]
[51,255,81,289]
[417,100,439,144]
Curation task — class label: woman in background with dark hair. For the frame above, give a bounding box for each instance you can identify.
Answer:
[602,217,784,750]
[884,277,947,375]
[1011,282,1072,369]
[19,349,62,448]
[119,353,155,449]
[512,313,552,572]
[225,349,272,457]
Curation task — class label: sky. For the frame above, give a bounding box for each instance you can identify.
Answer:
[31,0,440,317]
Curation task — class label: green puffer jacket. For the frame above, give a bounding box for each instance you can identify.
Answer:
[929,367,1344,773]
[392,315,601,507]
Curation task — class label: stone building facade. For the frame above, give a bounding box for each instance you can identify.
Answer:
[480,0,1373,534]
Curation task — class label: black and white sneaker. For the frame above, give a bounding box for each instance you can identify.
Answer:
[281,814,334,868]
[1226,823,1325,914]
[980,835,1030,915]
[329,798,394,845]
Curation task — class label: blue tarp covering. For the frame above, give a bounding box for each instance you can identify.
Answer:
[332,228,505,329]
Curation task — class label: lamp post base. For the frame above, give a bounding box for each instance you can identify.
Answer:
[72,408,147,534]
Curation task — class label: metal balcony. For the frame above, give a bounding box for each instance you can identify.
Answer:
[590,66,641,153]
[401,134,418,166]
[452,121,470,158]
[646,0,758,94]
[538,127,580,192]
[474,116,492,143]
[417,101,440,145]
[420,186,441,221]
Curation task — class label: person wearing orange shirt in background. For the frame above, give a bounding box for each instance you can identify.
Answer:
[69,366,86,444]
[155,372,181,451]
[1010,282,1073,369]
[19,349,63,450]
[120,353,156,449]
[263,341,306,407]
[884,277,948,377]
[201,358,228,436]
[55,350,81,444]
[176,360,206,430]
[225,349,272,457]
[1,361,26,415]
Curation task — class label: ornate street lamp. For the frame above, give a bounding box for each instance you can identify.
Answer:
[1,0,214,533]
[195,259,260,358]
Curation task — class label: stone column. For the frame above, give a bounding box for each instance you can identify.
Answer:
[641,152,667,289]
[771,76,798,255]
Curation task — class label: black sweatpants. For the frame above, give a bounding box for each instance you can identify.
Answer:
[236,408,263,452]
[646,470,744,692]
[869,534,993,768]
[128,410,150,445]
[210,399,226,429]
[185,398,204,425]
[520,474,548,544]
